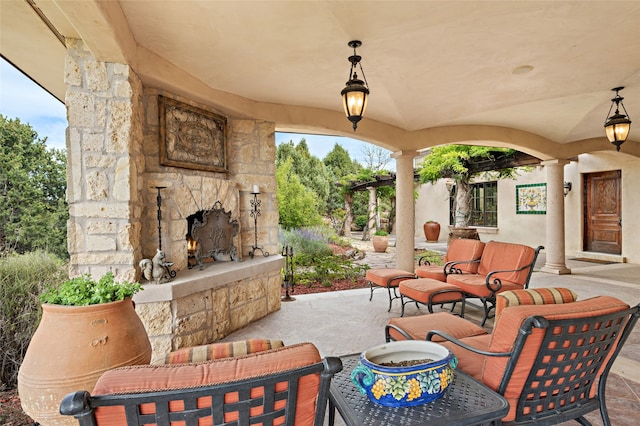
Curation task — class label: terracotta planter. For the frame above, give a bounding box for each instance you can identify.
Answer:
[423,222,441,242]
[372,235,389,253]
[448,227,480,245]
[18,298,152,425]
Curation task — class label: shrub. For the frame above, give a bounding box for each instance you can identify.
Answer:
[278,225,367,288]
[354,215,368,229]
[0,251,68,388]
[279,226,333,263]
[374,229,388,236]
[415,249,444,266]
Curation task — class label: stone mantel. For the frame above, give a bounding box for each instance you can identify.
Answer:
[134,256,284,359]
[134,256,284,303]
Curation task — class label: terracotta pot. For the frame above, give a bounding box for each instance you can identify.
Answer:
[423,222,441,242]
[372,235,389,253]
[18,298,152,425]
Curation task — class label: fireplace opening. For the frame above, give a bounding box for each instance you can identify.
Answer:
[185,201,239,269]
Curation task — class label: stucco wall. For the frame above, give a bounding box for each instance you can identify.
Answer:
[415,152,640,264]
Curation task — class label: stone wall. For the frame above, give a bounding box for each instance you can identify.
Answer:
[65,39,144,281]
[140,89,279,271]
[64,41,283,354]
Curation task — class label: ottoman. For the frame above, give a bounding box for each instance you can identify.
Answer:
[365,268,415,312]
[399,278,466,317]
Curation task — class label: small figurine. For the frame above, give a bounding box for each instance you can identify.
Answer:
[140,249,175,284]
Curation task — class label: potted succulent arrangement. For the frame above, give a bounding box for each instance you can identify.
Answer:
[423,220,441,242]
[18,272,152,426]
[372,229,389,253]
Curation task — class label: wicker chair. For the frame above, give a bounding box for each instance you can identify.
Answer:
[60,340,342,426]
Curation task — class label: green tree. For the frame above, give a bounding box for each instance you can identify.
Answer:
[323,143,362,221]
[276,138,332,214]
[276,158,322,229]
[323,143,359,178]
[0,115,68,257]
[418,145,519,227]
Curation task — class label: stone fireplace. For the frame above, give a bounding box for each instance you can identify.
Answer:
[64,40,283,360]
[139,176,242,272]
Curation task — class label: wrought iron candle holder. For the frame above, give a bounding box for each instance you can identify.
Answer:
[139,187,176,284]
[281,245,295,301]
[249,187,269,258]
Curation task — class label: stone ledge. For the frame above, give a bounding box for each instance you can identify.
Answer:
[133,256,284,303]
[574,251,626,263]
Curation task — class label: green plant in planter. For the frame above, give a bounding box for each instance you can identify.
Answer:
[21,271,150,425]
[40,271,142,306]
[374,229,389,236]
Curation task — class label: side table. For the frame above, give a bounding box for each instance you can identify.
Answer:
[329,353,508,426]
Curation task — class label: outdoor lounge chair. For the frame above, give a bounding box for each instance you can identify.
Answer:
[60,339,342,426]
[446,241,543,325]
[415,237,485,282]
[398,238,486,317]
[386,288,640,425]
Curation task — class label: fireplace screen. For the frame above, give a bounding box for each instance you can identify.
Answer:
[189,201,239,269]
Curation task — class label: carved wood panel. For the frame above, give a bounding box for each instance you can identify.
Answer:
[583,170,621,254]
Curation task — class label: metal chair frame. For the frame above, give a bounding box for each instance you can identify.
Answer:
[60,357,343,426]
[449,245,544,326]
[367,273,416,312]
[425,304,639,425]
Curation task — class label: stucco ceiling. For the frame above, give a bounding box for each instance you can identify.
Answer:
[2,0,640,158]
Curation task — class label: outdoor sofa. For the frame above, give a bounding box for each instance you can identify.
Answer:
[60,339,342,426]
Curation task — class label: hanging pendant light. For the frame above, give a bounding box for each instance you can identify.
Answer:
[604,87,632,151]
[341,40,370,131]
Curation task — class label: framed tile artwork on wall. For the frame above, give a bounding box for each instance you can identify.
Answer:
[159,95,227,172]
[516,183,547,214]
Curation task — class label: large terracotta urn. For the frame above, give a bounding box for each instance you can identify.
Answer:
[423,221,441,242]
[18,298,152,425]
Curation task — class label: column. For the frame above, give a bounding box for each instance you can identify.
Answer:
[392,150,418,272]
[364,186,376,240]
[540,159,571,274]
[65,39,143,281]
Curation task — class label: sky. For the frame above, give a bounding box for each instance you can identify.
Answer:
[0,57,389,167]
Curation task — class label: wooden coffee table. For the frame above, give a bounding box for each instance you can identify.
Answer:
[328,353,509,426]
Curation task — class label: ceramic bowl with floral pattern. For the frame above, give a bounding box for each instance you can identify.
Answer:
[351,340,457,407]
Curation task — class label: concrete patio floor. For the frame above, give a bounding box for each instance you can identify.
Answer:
[222,237,640,425]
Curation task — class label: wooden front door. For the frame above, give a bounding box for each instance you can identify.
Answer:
[583,170,622,254]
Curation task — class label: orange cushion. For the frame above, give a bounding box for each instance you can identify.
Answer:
[387,312,487,342]
[399,279,464,304]
[494,288,578,322]
[415,239,485,281]
[441,334,491,381]
[477,241,536,285]
[447,274,522,297]
[92,342,322,425]
[365,268,414,288]
[483,296,629,422]
[443,238,486,274]
[157,338,285,365]
[415,265,447,282]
